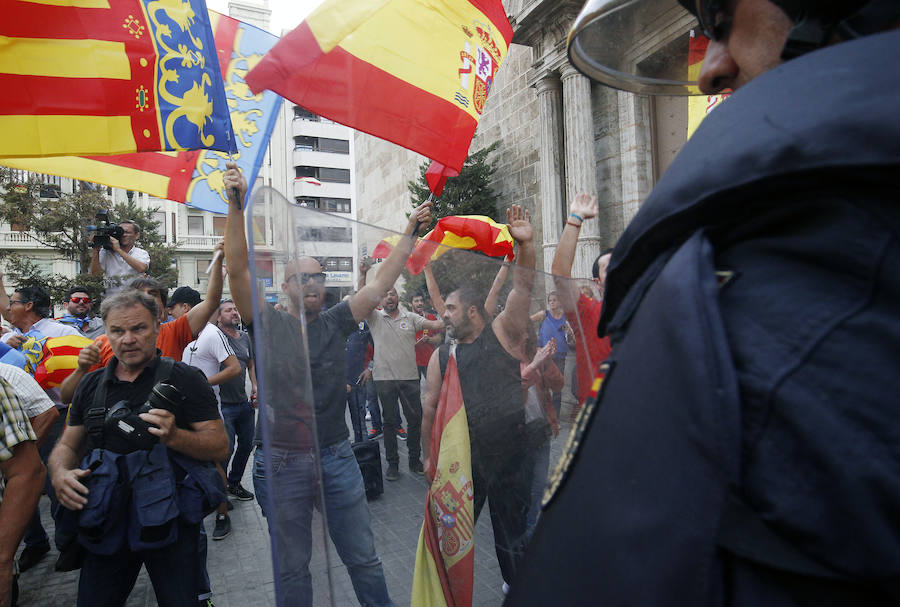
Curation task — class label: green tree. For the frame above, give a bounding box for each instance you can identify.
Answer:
[403,142,503,301]
[0,168,177,306]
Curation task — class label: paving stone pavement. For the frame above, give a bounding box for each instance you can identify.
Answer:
[15,385,579,606]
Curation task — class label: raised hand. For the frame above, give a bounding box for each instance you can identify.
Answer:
[570,193,599,221]
[506,204,533,244]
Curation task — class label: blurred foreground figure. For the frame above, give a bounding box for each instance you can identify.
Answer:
[510,1,900,605]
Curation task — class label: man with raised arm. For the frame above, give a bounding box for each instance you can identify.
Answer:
[421,205,536,592]
[224,162,431,607]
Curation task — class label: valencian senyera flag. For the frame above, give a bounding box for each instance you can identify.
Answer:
[687,31,731,138]
[244,0,513,173]
[0,0,235,159]
[412,345,476,607]
[1,12,282,213]
[404,215,515,274]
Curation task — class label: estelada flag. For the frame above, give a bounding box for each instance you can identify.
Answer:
[1,12,281,213]
[412,346,475,606]
[33,335,94,389]
[244,0,513,173]
[0,0,234,158]
[426,161,460,197]
[406,215,514,274]
[687,31,730,138]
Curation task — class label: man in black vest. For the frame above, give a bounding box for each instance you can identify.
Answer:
[510,0,900,605]
[49,289,227,607]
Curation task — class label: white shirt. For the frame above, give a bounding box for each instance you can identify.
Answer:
[182,323,234,406]
[99,245,150,294]
[0,363,54,419]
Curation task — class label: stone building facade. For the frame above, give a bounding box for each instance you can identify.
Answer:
[355,0,692,279]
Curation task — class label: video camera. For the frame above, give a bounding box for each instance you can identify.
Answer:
[87,209,125,250]
[105,382,182,451]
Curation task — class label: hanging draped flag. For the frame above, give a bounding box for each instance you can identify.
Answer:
[244,0,513,173]
[33,335,95,389]
[687,31,731,138]
[1,12,282,213]
[426,161,459,197]
[412,346,475,607]
[406,215,514,275]
[0,0,235,158]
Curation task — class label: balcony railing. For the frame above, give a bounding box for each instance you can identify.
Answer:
[0,231,42,248]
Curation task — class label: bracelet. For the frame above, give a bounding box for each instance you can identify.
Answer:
[569,213,584,223]
[566,220,582,228]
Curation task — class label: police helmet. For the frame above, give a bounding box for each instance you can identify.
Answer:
[568,0,890,95]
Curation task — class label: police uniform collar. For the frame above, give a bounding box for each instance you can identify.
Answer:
[599,30,900,336]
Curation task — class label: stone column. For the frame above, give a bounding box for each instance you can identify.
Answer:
[560,63,601,279]
[535,73,565,274]
[616,90,654,235]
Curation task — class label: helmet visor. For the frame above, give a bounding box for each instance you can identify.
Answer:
[568,0,705,95]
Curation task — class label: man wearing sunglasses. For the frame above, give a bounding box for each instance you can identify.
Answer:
[510,0,900,604]
[57,286,105,339]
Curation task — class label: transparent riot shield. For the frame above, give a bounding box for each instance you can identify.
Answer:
[247,187,602,607]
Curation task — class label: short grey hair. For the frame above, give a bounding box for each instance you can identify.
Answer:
[100,288,158,322]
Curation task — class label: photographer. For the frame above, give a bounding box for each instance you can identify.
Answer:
[89,219,149,295]
[48,289,227,606]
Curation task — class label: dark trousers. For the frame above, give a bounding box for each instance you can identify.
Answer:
[25,410,66,548]
[346,386,367,443]
[221,401,255,485]
[77,520,201,607]
[472,449,535,585]
[374,379,421,467]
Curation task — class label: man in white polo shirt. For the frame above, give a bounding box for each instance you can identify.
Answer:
[366,286,443,481]
[89,219,150,295]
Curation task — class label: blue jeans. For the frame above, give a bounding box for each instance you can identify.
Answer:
[365,380,382,431]
[221,401,256,485]
[253,441,393,607]
[77,520,200,607]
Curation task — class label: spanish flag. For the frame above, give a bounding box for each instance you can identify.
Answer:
[1,12,280,213]
[687,31,730,138]
[426,160,459,197]
[33,335,95,389]
[0,0,234,159]
[406,215,514,274]
[245,0,513,173]
[412,346,475,606]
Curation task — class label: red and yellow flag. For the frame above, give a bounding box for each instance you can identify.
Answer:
[33,335,94,389]
[406,215,514,274]
[245,0,513,173]
[426,161,460,197]
[0,0,234,158]
[412,347,475,606]
[687,31,731,138]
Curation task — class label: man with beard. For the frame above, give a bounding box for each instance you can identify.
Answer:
[411,292,442,380]
[421,204,537,593]
[57,286,105,339]
[363,286,442,480]
[224,162,432,606]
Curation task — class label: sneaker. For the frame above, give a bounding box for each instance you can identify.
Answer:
[385,464,400,481]
[18,542,50,573]
[199,599,215,607]
[228,483,254,501]
[368,428,383,439]
[409,460,424,476]
[212,514,231,541]
[397,427,407,441]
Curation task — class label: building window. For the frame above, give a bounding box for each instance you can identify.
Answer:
[196,259,212,283]
[322,257,352,272]
[294,136,316,151]
[296,226,352,242]
[212,216,226,237]
[318,138,349,154]
[252,215,267,245]
[295,166,317,180]
[293,107,318,121]
[256,259,274,287]
[319,168,351,184]
[187,215,203,235]
[293,197,351,213]
[152,211,166,241]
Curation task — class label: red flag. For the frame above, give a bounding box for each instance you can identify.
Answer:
[33,335,94,389]
[426,161,460,197]
[406,215,515,274]
[244,0,513,173]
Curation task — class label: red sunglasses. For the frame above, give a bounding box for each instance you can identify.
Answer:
[70,296,91,304]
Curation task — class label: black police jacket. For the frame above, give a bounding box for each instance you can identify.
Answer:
[508,30,900,606]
